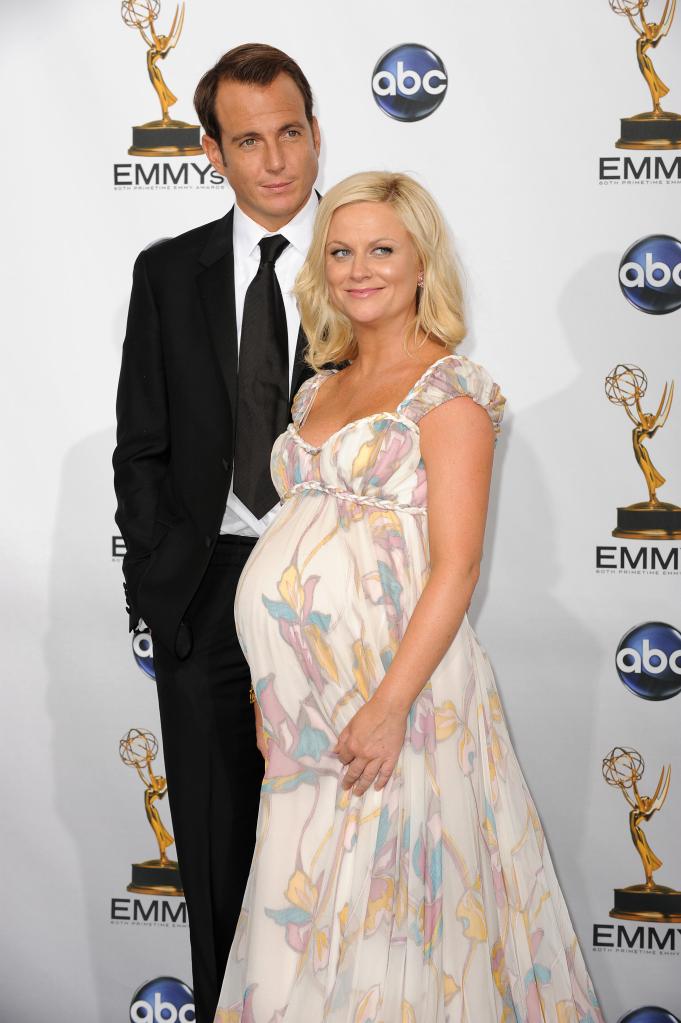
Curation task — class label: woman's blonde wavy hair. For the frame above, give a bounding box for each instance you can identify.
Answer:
[294,171,467,371]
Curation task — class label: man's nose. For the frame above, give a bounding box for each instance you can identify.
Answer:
[263,139,286,173]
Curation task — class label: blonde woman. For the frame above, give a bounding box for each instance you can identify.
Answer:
[214,173,603,1023]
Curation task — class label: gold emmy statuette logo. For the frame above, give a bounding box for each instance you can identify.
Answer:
[608,0,681,148]
[605,363,681,538]
[602,747,681,920]
[121,0,202,157]
[119,727,183,896]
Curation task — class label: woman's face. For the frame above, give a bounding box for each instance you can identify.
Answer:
[324,201,421,330]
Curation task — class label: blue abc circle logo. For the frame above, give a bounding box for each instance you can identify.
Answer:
[618,1009,681,1023]
[372,44,447,121]
[130,977,194,1022]
[616,622,681,701]
[619,234,681,314]
[132,623,155,679]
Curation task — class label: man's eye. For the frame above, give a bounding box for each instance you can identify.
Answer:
[285,129,301,138]
[240,138,256,148]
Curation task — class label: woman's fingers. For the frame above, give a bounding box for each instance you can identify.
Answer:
[342,756,393,795]
[373,761,395,791]
[333,726,349,756]
[336,745,354,765]
[352,758,383,796]
[335,730,362,765]
[342,755,368,789]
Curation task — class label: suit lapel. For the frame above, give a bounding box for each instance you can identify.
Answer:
[197,209,238,415]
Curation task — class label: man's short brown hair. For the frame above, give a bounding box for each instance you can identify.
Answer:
[194,43,314,143]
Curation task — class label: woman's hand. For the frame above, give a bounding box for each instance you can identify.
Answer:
[333,693,407,796]
[253,700,269,763]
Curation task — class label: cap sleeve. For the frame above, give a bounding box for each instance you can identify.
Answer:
[399,354,505,437]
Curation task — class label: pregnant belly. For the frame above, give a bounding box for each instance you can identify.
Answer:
[234,492,403,712]
[236,494,348,649]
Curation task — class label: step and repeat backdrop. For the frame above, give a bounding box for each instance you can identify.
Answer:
[2,0,681,1020]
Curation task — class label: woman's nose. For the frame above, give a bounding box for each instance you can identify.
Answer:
[349,257,370,280]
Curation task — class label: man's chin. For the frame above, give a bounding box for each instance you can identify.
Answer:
[254,188,310,223]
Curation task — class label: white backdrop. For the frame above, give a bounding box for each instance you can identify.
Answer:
[2,1,680,1020]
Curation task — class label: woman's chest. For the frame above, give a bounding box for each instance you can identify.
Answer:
[272,414,428,511]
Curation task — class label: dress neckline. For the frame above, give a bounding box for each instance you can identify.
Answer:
[293,351,461,453]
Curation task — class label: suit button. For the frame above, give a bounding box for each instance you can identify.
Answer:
[205,535,212,548]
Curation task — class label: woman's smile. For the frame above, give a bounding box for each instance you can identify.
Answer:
[345,286,385,298]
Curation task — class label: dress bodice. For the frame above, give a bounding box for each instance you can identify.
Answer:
[271,353,505,515]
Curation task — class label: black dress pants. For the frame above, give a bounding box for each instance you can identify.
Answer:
[153,533,262,1023]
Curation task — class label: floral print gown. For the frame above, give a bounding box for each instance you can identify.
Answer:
[215,353,603,1023]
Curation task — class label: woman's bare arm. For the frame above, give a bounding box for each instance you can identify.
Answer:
[334,396,495,795]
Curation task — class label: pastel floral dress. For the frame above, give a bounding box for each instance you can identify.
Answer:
[214,353,603,1023]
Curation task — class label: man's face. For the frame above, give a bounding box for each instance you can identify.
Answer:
[202,73,320,231]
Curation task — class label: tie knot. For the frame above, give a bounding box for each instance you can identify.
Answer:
[259,234,290,266]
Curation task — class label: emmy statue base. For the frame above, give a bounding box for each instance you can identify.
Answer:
[128,858,184,896]
[613,501,681,539]
[616,111,681,150]
[611,883,681,922]
[129,118,203,157]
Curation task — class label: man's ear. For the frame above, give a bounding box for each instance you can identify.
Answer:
[311,116,321,157]
[202,134,227,177]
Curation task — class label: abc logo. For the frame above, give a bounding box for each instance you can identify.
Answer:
[130,977,194,1022]
[616,622,681,701]
[372,44,447,122]
[619,234,681,314]
[132,623,155,680]
[618,1009,681,1023]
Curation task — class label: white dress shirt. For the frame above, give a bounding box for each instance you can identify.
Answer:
[220,191,318,537]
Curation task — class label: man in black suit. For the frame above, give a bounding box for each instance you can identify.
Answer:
[113,43,320,1023]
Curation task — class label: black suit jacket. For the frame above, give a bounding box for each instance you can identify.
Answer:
[113,207,313,656]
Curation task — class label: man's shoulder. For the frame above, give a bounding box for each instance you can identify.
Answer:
[139,209,233,272]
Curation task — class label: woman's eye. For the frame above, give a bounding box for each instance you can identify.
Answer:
[374,246,393,256]
[330,248,351,258]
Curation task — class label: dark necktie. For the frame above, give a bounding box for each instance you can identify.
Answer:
[232,233,291,519]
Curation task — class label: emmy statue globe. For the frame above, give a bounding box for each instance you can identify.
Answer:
[119,727,183,896]
[605,364,681,538]
[608,0,681,148]
[121,0,202,157]
[602,747,681,920]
